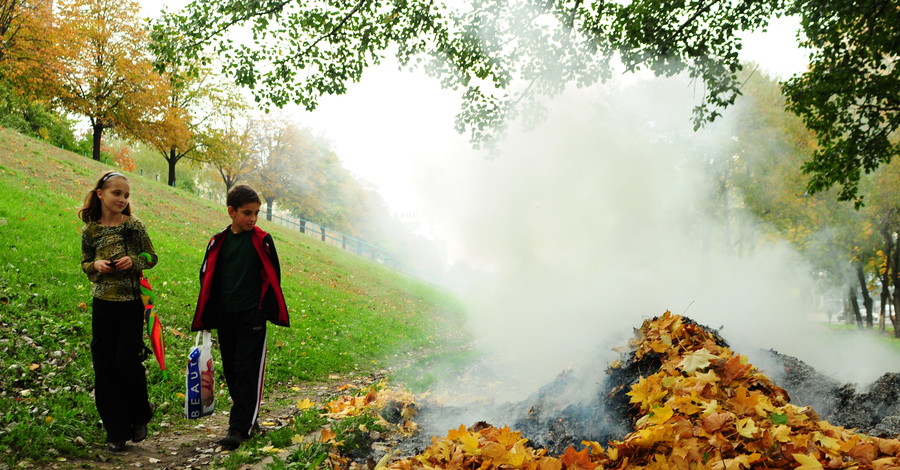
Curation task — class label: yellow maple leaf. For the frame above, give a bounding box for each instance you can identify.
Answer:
[813,431,841,452]
[581,441,605,456]
[627,375,668,410]
[692,369,720,386]
[446,424,468,441]
[494,426,524,448]
[627,426,668,448]
[736,417,758,439]
[753,395,776,416]
[677,348,719,373]
[646,404,675,426]
[872,457,900,470]
[434,439,453,462]
[296,398,315,410]
[456,430,480,455]
[540,458,564,470]
[701,399,720,416]
[670,394,704,415]
[481,442,506,461]
[792,453,824,470]
[508,441,529,467]
[770,425,792,443]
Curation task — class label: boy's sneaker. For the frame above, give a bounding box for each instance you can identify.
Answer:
[132,424,148,443]
[218,430,244,450]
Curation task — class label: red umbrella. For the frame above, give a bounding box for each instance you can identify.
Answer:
[139,253,167,379]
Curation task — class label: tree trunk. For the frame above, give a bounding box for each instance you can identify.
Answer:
[92,122,103,161]
[266,197,275,221]
[880,227,896,334]
[891,230,900,338]
[167,147,178,187]
[855,262,874,329]
[879,272,889,332]
[847,286,862,328]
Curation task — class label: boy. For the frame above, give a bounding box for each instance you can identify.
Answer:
[191,184,290,450]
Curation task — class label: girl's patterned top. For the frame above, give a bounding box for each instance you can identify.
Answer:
[81,216,158,301]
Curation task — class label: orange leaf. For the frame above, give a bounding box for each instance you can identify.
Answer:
[873,436,900,456]
[560,446,598,470]
[447,424,468,441]
[848,442,876,465]
[720,355,752,383]
[702,413,733,434]
[320,428,337,443]
[726,386,760,416]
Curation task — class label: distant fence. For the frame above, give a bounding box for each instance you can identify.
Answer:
[266,212,395,267]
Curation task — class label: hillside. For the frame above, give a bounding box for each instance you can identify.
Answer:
[0,127,470,466]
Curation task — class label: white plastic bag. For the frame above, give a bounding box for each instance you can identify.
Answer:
[185,330,215,419]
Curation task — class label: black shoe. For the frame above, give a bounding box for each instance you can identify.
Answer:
[132,424,147,443]
[106,441,126,452]
[218,431,244,451]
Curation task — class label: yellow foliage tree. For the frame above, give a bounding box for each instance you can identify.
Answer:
[53,0,165,161]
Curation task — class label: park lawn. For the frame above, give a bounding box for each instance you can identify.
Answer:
[0,127,471,466]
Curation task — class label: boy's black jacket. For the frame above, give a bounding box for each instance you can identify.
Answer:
[192,225,289,330]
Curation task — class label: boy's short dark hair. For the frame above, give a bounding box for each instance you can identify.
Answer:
[227,184,261,209]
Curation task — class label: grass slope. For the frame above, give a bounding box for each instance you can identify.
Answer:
[0,127,469,466]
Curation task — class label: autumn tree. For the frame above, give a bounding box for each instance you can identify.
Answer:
[245,116,309,220]
[199,117,256,193]
[730,71,886,328]
[0,0,54,72]
[128,60,247,186]
[152,0,898,205]
[865,165,900,336]
[54,0,163,161]
[0,0,77,144]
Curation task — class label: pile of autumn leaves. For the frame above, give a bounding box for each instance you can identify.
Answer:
[375,312,900,470]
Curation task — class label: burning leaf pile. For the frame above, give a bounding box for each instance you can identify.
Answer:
[380,312,900,469]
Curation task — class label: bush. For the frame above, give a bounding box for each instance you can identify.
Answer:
[0,82,79,151]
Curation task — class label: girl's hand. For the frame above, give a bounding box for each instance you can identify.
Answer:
[114,256,133,271]
[94,260,114,273]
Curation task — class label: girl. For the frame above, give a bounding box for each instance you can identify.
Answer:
[78,170,157,452]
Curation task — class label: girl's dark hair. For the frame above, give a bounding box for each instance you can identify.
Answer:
[227,184,261,209]
[78,171,131,223]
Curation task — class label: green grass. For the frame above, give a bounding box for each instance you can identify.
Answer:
[0,127,472,466]
[822,319,900,352]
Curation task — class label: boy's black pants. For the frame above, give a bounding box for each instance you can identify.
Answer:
[91,298,152,443]
[216,308,267,438]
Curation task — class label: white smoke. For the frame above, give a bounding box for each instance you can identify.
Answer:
[400,74,900,407]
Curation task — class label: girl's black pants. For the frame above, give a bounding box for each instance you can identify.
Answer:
[91,298,152,443]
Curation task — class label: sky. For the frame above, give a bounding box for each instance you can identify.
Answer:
[136,2,900,400]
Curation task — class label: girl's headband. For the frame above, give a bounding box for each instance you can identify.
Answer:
[98,172,125,187]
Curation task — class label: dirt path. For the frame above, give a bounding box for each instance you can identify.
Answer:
[48,377,353,470]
